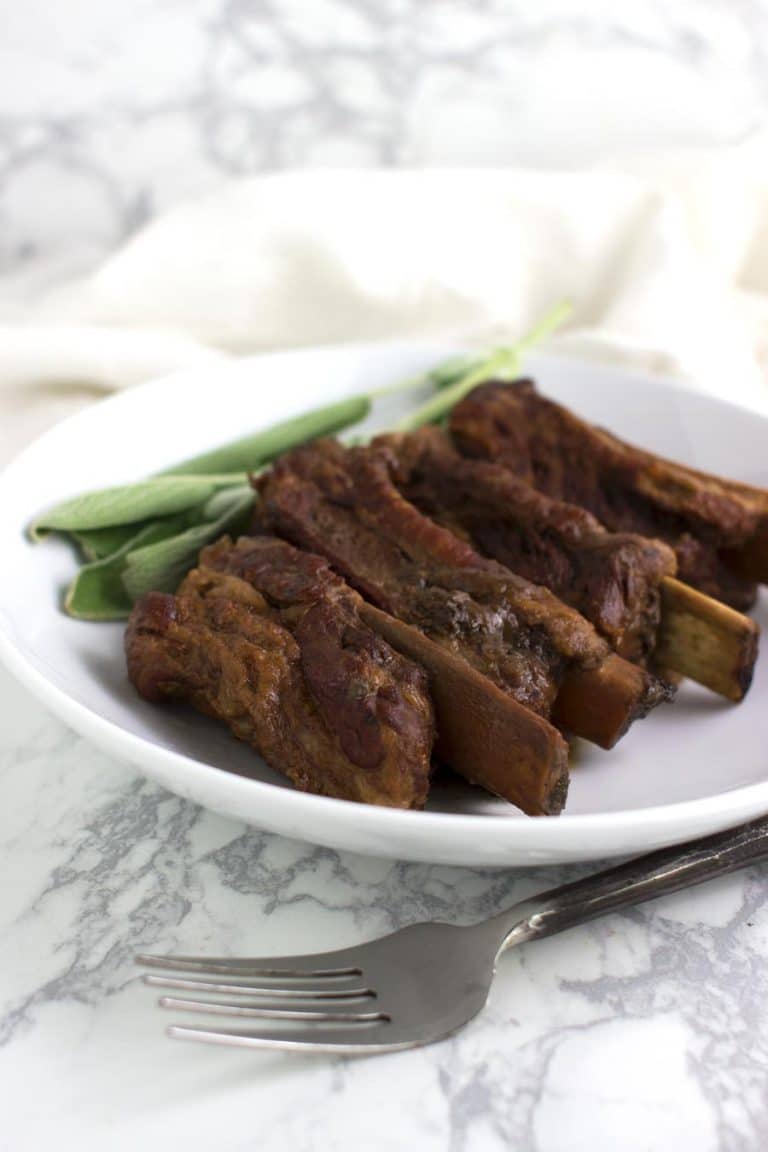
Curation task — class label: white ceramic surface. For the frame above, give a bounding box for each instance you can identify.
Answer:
[1,341,766,865]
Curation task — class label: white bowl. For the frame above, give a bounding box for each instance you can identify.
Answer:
[1,341,766,865]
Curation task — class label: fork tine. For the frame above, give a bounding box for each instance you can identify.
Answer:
[158,995,388,1023]
[142,974,375,999]
[136,953,362,978]
[167,1023,414,1055]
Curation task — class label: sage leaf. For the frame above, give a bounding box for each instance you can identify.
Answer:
[71,523,155,562]
[63,517,191,621]
[31,395,369,541]
[163,395,371,476]
[121,488,254,602]
[30,474,245,536]
[67,485,254,562]
[199,483,254,521]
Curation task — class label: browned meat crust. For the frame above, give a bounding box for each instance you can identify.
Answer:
[125,536,435,808]
[256,439,671,743]
[379,426,677,665]
[450,379,760,610]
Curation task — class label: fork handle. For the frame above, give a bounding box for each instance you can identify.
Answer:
[497,814,768,952]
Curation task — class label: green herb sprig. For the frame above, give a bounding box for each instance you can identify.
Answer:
[32,303,570,619]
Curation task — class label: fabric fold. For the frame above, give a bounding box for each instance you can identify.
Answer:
[4,144,768,462]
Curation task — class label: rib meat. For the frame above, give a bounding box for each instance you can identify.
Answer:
[125,535,435,808]
[380,426,677,665]
[256,439,672,748]
[451,379,762,609]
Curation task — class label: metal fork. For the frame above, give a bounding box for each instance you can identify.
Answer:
[137,815,768,1055]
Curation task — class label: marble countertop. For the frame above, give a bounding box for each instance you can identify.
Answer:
[4,405,768,1149]
[3,2,768,1149]
[2,0,767,304]
[2,658,768,1152]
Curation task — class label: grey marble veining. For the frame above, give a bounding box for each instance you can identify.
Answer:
[1,0,768,302]
[2,662,768,1152]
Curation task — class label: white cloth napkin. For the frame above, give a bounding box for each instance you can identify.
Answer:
[4,138,768,462]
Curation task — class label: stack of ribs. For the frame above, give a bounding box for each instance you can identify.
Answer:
[126,375,763,819]
[126,532,570,815]
[256,439,672,742]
